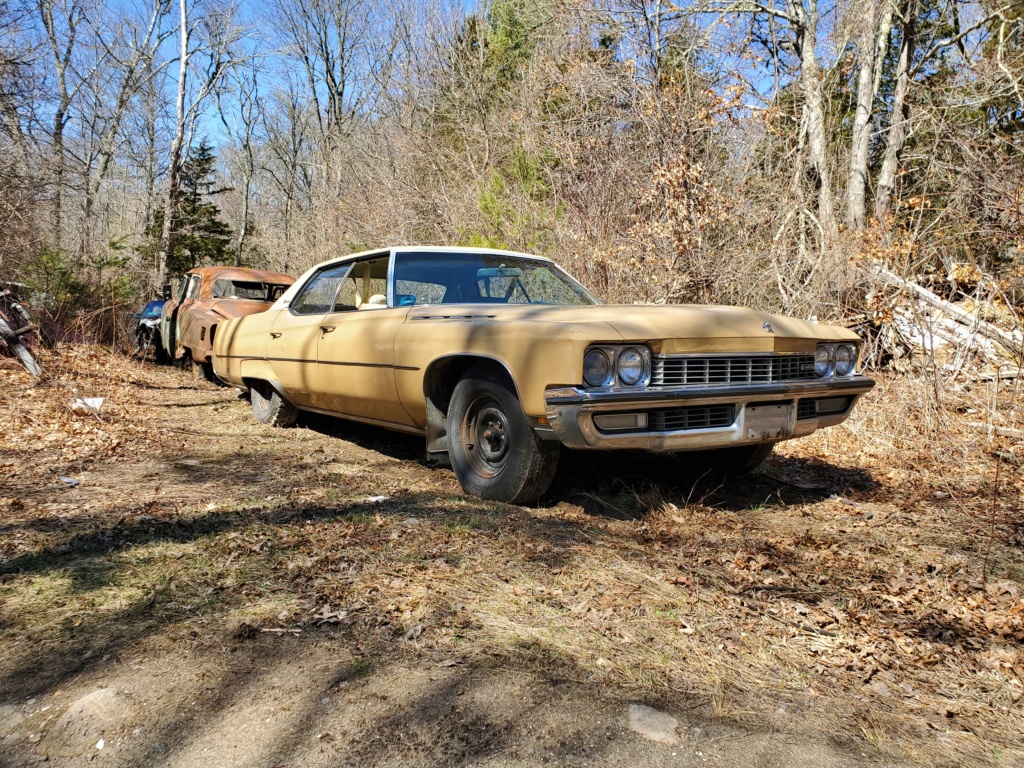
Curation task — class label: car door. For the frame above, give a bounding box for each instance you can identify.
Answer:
[175,274,205,355]
[159,277,182,354]
[266,263,353,409]
[316,255,414,426]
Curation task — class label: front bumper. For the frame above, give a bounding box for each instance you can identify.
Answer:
[543,375,875,452]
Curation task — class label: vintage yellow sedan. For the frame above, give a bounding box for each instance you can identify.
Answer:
[213,247,874,503]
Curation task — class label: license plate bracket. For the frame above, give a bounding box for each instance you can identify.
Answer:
[745,403,794,440]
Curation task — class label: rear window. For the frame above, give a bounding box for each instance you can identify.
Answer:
[212,280,289,301]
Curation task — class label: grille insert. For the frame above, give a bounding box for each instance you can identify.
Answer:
[798,397,850,420]
[651,355,815,387]
[648,404,736,431]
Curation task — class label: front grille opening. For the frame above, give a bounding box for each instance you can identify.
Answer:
[591,405,738,434]
[797,397,850,420]
[649,404,736,431]
[651,354,816,387]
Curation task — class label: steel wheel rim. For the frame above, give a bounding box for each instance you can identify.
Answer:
[463,394,510,478]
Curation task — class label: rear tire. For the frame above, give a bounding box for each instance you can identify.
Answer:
[250,380,297,427]
[191,355,215,382]
[447,364,559,504]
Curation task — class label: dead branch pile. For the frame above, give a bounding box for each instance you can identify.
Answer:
[866,264,1023,377]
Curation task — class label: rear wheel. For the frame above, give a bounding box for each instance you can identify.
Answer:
[250,380,297,427]
[447,365,559,504]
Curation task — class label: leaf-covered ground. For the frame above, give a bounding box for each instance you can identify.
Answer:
[0,347,1022,767]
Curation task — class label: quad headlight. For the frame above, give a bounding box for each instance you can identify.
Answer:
[617,347,647,386]
[834,344,856,376]
[583,348,614,388]
[815,343,858,378]
[582,345,651,388]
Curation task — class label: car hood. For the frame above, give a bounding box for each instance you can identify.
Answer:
[207,299,277,321]
[409,303,856,353]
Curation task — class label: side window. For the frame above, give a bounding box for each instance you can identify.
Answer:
[175,277,189,301]
[395,279,446,306]
[333,256,390,310]
[290,264,352,315]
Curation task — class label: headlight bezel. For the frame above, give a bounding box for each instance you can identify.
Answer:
[834,344,855,376]
[582,344,651,389]
[815,342,859,378]
[616,347,647,387]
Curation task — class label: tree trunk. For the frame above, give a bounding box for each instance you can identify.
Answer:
[235,171,250,266]
[874,0,916,223]
[846,0,894,229]
[51,107,65,247]
[796,0,836,238]
[157,0,190,287]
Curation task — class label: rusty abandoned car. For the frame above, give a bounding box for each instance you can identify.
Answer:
[212,247,874,503]
[159,267,295,378]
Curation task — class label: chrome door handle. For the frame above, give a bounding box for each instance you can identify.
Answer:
[320,325,336,334]
[269,332,282,338]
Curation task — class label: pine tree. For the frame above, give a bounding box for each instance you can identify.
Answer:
[146,141,234,277]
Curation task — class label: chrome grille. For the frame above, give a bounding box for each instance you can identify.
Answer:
[648,405,736,431]
[650,355,815,387]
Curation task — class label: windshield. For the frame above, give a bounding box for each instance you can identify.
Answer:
[142,301,164,318]
[212,280,290,301]
[393,251,598,307]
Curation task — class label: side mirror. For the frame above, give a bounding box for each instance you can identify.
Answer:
[162,284,171,301]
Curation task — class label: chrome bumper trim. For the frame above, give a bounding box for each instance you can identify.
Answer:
[543,375,874,452]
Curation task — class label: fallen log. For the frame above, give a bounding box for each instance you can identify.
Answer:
[870,264,1022,354]
[966,421,1024,440]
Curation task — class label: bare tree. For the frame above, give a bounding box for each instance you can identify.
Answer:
[218,57,262,266]
[156,0,240,286]
[75,0,172,259]
[846,0,894,230]
[35,0,92,248]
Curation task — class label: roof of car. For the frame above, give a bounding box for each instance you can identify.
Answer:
[323,246,555,268]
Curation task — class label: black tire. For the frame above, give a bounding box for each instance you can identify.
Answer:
[704,442,775,474]
[250,380,298,427]
[132,328,155,359]
[153,331,169,364]
[447,365,559,504]
[190,355,215,382]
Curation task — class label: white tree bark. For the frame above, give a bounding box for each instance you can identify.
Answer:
[156,0,189,288]
[789,0,835,237]
[873,0,915,223]
[846,0,893,229]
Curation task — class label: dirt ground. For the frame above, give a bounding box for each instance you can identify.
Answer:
[1,347,1022,767]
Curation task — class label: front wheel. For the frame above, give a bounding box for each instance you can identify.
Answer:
[703,442,775,474]
[447,365,559,504]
